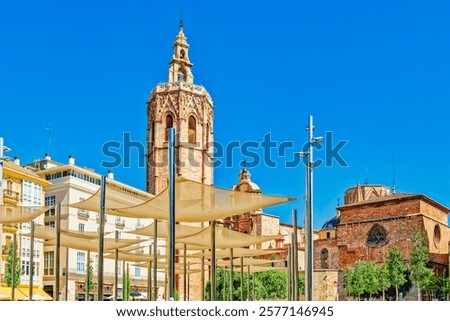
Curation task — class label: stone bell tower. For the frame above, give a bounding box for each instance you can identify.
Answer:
[146,22,214,195]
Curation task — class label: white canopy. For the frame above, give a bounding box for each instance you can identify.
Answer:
[0,205,50,224]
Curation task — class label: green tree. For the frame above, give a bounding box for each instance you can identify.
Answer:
[122,272,130,301]
[86,258,95,294]
[409,229,436,300]
[5,241,21,288]
[384,247,407,300]
[344,265,364,300]
[379,264,390,301]
[360,261,381,300]
[441,269,450,301]
[255,270,287,300]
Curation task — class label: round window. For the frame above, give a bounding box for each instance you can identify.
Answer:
[433,224,441,247]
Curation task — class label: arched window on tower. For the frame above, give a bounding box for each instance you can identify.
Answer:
[180,49,185,59]
[188,116,196,144]
[366,223,388,247]
[320,248,329,269]
[165,114,173,141]
[177,67,186,82]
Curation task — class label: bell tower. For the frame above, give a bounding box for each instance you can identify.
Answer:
[146,23,214,195]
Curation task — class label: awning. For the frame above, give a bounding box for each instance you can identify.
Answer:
[69,180,153,215]
[177,225,279,248]
[0,285,28,300]
[45,234,141,252]
[70,178,294,222]
[130,221,206,239]
[0,205,50,224]
[32,225,104,240]
[16,285,53,301]
[218,258,285,267]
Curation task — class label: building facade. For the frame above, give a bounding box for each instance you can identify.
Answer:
[27,155,156,300]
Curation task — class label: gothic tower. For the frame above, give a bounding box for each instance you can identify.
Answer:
[146,23,214,195]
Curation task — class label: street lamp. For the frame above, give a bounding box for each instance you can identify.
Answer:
[298,115,322,301]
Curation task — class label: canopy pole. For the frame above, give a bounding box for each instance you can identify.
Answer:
[187,264,190,301]
[153,220,158,301]
[147,244,152,301]
[247,265,250,301]
[210,220,216,301]
[252,271,255,300]
[201,250,205,301]
[86,250,91,301]
[29,220,35,301]
[168,127,176,301]
[287,245,291,300]
[114,231,119,301]
[65,248,69,300]
[223,268,227,301]
[229,248,233,301]
[55,203,61,301]
[292,209,299,301]
[240,257,244,301]
[97,175,106,301]
[183,243,187,301]
[11,232,17,301]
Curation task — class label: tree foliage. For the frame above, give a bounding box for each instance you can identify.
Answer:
[86,258,95,293]
[384,247,407,300]
[409,229,436,300]
[344,261,380,300]
[5,241,21,288]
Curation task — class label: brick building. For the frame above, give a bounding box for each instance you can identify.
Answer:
[314,183,450,300]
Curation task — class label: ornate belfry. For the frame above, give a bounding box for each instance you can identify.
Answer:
[146,22,214,195]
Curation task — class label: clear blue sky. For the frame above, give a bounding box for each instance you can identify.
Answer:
[1,0,449,228]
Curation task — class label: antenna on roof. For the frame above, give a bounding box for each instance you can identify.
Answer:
[391,154,396,194]
[179,3,183,30]
[44,123,53,155]
[365,167,369,185]
[241,159,247,170]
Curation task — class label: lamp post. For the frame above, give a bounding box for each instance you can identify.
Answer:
[298,115,323,301]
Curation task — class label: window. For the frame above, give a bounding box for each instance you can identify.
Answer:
[320,248,329,269]
[135,267,141,278]
[177,67,186,82]
[165,114,173,141]
[188,116,196,143]
[180,49,185,59]
[326,232,331,239]
[78,223,85,232]
[367,224,387,247]
[45,195,56,217]
[77,252,86,272]
[433,225,441,247]
[44,251,54,275]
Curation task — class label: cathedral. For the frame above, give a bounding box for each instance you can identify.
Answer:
[144,22,450,301]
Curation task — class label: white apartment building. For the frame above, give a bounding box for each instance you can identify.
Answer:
[27,154,160,300]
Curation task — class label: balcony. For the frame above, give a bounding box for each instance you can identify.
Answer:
[115,219,125,229]
[3,189,20,203]
[77,209,89,220]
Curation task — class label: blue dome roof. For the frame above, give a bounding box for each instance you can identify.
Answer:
[321,215,340,229]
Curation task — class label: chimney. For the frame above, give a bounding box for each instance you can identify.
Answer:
[14,156,20,165]
[44,153,51,161]
[107,170,114,179]
[68,155,75,165]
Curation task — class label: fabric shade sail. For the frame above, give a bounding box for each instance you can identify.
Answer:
[32,224,104,240]
[69,179,153,215]
[192,248,276,259]
[71,178,294,222]
[45,234,141,252]
[104,252,163,262]
[0,205,50,224]
[130,220,207,239]
[217,258,285,267]
[177,225,279,249]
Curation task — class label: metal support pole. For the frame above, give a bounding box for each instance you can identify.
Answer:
[229,248,233,301]
[287,245,291,301]
[305,115,315,301]
[55,203,61,301]
[11,233,17,301]
[247,265,250,301]
[183,243,187,301]
[65,248,69,300]
[153,220,158,301]
[147,244,152,301]
[168,127,176,301]
[240,257,244,301]
[97,175,106,301]
[210,220,216,301]
[201,250,205,301]
[114,230,119,301]
[292,209,299,301]
[86,250,91,301]
[29,220,35,301]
